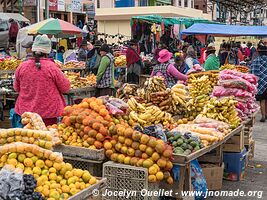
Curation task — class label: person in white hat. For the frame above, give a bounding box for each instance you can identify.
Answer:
[13,35,70,127]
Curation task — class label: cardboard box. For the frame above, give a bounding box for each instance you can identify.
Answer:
[223,149,247,181]
[223,130,244,152]
[201,163,224,190]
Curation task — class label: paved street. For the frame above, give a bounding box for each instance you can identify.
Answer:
[210,114,267,199]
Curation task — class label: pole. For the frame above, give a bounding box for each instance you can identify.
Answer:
[45,0,50,19]
[37,0,40,22]
[19,0,22,14]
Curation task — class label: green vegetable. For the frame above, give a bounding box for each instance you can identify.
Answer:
[190,141,198,148]
[174,133,182,140]
[176,139,184,146]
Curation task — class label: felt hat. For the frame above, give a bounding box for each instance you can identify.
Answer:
[81,40,88,46]
[22,41,33,49]
[158,49,173,63]
[129,39,138,45]
[258,43,267,52]
[94,40,102,48]
[99,44,110,53]
[206,43,216,53]
[32,34,51,54]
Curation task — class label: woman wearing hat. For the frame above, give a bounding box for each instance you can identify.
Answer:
[13,35,70,126]
[96,44,115,96]
[251,42,267,122]
[204,44,220,71]
[151,49,187,88]
[126,39,142,84]
[77,40,89,62]
[87,40,102,74]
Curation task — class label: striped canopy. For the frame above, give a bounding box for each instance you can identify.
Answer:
[27,18,86,38]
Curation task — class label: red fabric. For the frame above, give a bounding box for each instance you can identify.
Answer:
[237,49,244,61]
[244,47,251,58]
[199,48,207,65]
[9,22,19,38]
[126,47,140,67]
[14,58,70,119]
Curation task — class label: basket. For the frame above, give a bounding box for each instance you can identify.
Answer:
[68,178,106,200]
[54,144,105,161]
[102,161,159,200]
[64,156,104,177]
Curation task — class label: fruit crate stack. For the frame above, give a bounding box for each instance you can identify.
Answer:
[223,126,245,153]
[243,114,256,159]
[103,161,159,200]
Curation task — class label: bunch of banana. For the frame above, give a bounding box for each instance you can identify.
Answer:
[0,58,22,70]
[129,105,174,127]
[116,84,138,100]
[128,97,146,112]
[199,97,241,129]
[188,71,219,88]
[220,64,235,71]
[144,76,167,93]
[185,94,211,119]
[188,75,213,98]
[170,84,187,115]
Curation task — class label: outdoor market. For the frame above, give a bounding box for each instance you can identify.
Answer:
[0,11,266,200]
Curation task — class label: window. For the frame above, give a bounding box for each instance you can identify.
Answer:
[191,1,193,8]
[179,0,181,6]
[139,0,148,6]
[0,22,8,31]
[195,5,199,9]
[184,0,188,7]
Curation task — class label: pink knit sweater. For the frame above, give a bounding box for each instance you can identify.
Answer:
[14,58,70,119]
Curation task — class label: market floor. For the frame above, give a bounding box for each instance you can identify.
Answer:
[207,114,267,200]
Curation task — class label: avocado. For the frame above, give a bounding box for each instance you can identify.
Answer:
[166,132,174,138]
[174,133,182,140]
[176,138,184,146]
[194,146,200,151]
[174,147,184,154]
[184,149,192,155]
[168,136,174,142]
[181,143,188,150]
[187,145,193,150]
[190,141,198,148]
[172,141,178,147]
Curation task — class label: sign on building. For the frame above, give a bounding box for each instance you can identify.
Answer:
[23,0,36,6]
[72,0,82,12]
[49,0,58,11]
[58,0,65,11]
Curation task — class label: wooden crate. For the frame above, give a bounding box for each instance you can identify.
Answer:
[223,130,244,153]
[245,139,255,160]
[198,145,223,164]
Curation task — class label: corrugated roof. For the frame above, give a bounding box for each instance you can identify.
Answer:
[0,13,30,22]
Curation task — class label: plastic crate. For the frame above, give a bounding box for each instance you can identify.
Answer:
[68,178,106,200]
[103,161,159,200]
[64,156,104,177]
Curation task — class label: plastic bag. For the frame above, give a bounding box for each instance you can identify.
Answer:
[135,125,167,142]
[105,102,124,115]
[212,86,252,98]
[218,79,257,94]
[21,112,47,131]
[108,98,129,111]
[220,70,258,85]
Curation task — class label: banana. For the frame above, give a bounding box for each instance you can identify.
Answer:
[128,99,137,111]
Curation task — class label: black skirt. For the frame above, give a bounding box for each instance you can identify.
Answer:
[256,89,267,101]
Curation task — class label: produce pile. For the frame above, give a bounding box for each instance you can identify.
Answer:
[105,124,174,184]
[212,70,259,120]
[116,83,138,100]
[0,142,98,199]
[21,112,48,131]
[173,116,231,146]
[185,75,213,119]
[62,60,86,69]
[199,97,241,129]
[0,57,22,70]
[0,167,44,200]
[58,97,112,149]
[64,72,96,89]
[220,64,249,73]
[114,55,126,67]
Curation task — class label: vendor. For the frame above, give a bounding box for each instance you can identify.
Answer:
[13,34,70,126]
[185,46,200,69]
[204,44,220,71]
[151,49,187,88]
[77,40,88,62]
[126,39,142,84]
[250,42,267,122]
[56,46,65,63]
[174,54,189,74]
[87,40,102,74]
[22,41,33,60]
[96,44,115,97]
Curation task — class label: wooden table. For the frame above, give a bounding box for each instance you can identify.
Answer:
[163,125,244,199]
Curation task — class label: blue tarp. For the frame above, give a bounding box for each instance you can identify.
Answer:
[181,23,267,37]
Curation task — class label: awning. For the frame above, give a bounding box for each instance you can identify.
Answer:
[181,23,267,37]
[0,12,30,22]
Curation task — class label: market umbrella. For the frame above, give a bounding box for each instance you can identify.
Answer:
[27,18,87,38]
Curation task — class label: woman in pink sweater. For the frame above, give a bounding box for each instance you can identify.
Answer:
[151,49,187,87]
[14,35,70,126]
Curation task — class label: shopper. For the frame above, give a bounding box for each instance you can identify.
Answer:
[151,49,187,88]
[87,40,102,74]
[204,44,220,71]
[56,46,65,63]
[174,54,188,74]
[126,39,142,84]
[13,34,70,126]
[185,46,200,70]
[77,40,88,62]
[22,41,33,60]
[9,19,19,44]
[250,43,267,122]
[96,44,115,97]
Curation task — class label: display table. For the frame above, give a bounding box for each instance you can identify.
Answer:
[162,125,244,199]
[64,86,96,105]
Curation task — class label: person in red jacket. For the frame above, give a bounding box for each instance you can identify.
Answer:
[13,34,70,126]
[9,19,19,44]
[126,39,142,84]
